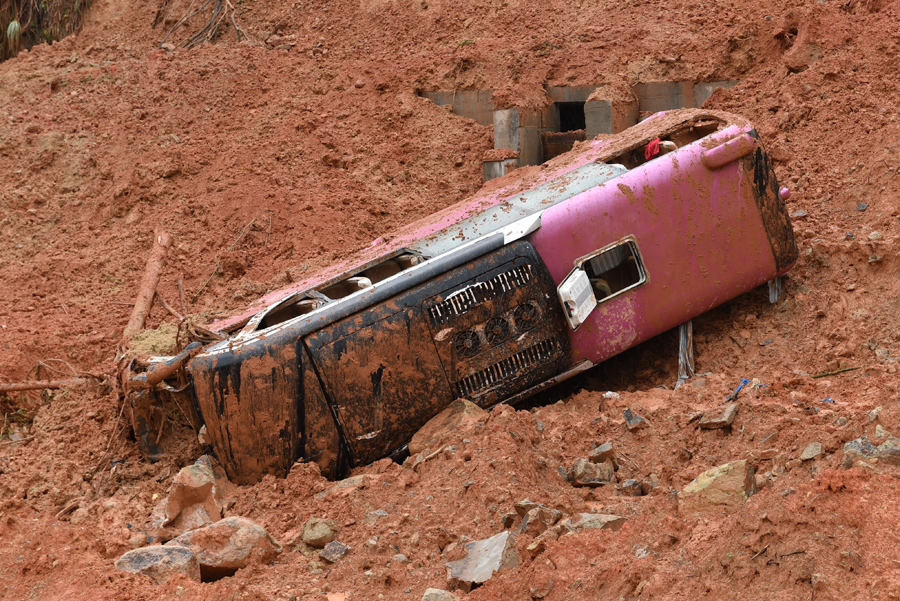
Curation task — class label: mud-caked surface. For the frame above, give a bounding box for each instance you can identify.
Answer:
[0,0,899,599]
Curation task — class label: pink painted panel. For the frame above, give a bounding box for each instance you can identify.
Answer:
[528,125,777,364]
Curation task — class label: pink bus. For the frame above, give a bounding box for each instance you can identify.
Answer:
[127,108,797,484]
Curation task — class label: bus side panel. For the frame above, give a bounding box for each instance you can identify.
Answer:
[529,126,778,364]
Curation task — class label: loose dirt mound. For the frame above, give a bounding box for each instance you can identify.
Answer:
[0,0,898,599]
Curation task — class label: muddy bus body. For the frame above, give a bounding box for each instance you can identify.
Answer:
[128,109,797,484]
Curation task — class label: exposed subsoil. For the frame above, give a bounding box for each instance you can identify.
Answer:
[0,0,899,598]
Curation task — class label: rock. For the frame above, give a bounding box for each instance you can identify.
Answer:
[409,399,486,455]
[699,403,739,429]
[755,474,769,490]
[315,475,367,500]
[876,424,889,439]
[422,589,458,601]
[501,512,518,529]
[640,473,659,495]
[320,541,349,563]
[622,479,642,496]
[516,506,561,536]
[571,458,615,487]
[624,408,648,430]
[677,460,756,515]
[525,528,559,557]
[877,438,900,466]
[835,416,849,427]
[197,424,211,446]
[560,513,627,533]
[758,448,779,460]
[530,573,554,599]
[869,406,884,422]
[159,456,237,534]
[514,498,546,517]
[115,545,200,585]
[841,436,877,468]
[800,442,823,461]
[167,516,282,580]
[445,531,520,585]
[365,509,388,524]
[588,441,616,466]
[868,231,883,241]
[303,517,338,548]
[392,553,409,564]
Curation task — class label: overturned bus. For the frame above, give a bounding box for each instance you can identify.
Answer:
[126,108,798,484]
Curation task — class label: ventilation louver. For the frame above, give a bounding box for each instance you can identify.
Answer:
[428,264,534,325]
[455,339,557,398]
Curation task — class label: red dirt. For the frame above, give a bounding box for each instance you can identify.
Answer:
[0,0,899,598]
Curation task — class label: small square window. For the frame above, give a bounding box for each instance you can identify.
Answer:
[581,239,646,302]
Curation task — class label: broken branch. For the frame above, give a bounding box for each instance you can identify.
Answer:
[155,291,185,322]
[811,366,859,379]
[0,379,89,393]
[177,273,187,314]
[123,231,174,341]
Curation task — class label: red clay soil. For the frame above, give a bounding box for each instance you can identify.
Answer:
[0,0,899,598]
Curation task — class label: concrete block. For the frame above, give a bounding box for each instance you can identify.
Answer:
[634,81,695,113]
[492,109,519,151]
[483,158,519,182]
[421,89,495,126]
[693,80,740,107]
[545,85,600,103]
[585,99,638,137]
[518,126,542,166]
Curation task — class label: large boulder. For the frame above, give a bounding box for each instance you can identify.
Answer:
[409,399,487,455]
[166,516,282,579]
[157,455,237,535]
[114,545,200,585]
[446,531,520,585]
[678,460,756,515]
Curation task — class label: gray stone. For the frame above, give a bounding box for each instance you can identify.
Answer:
[622,479,642,496]
[624,408,648,430]
[392,553,409,564]
[699,403,739,429]
[561,513,627,533]
[571,458,615,487]
[115,545,200,585]
[588,442,616,466]
[869,406,884,422]
[876,424,889,439]
[422,589,458,601]
[365,509,389,524]
[303,517,338,548]
[167,516,282,579]
[842,436,877,468]
[319,540,349,563]
[446,531,520,584]
[800,442,823,461]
